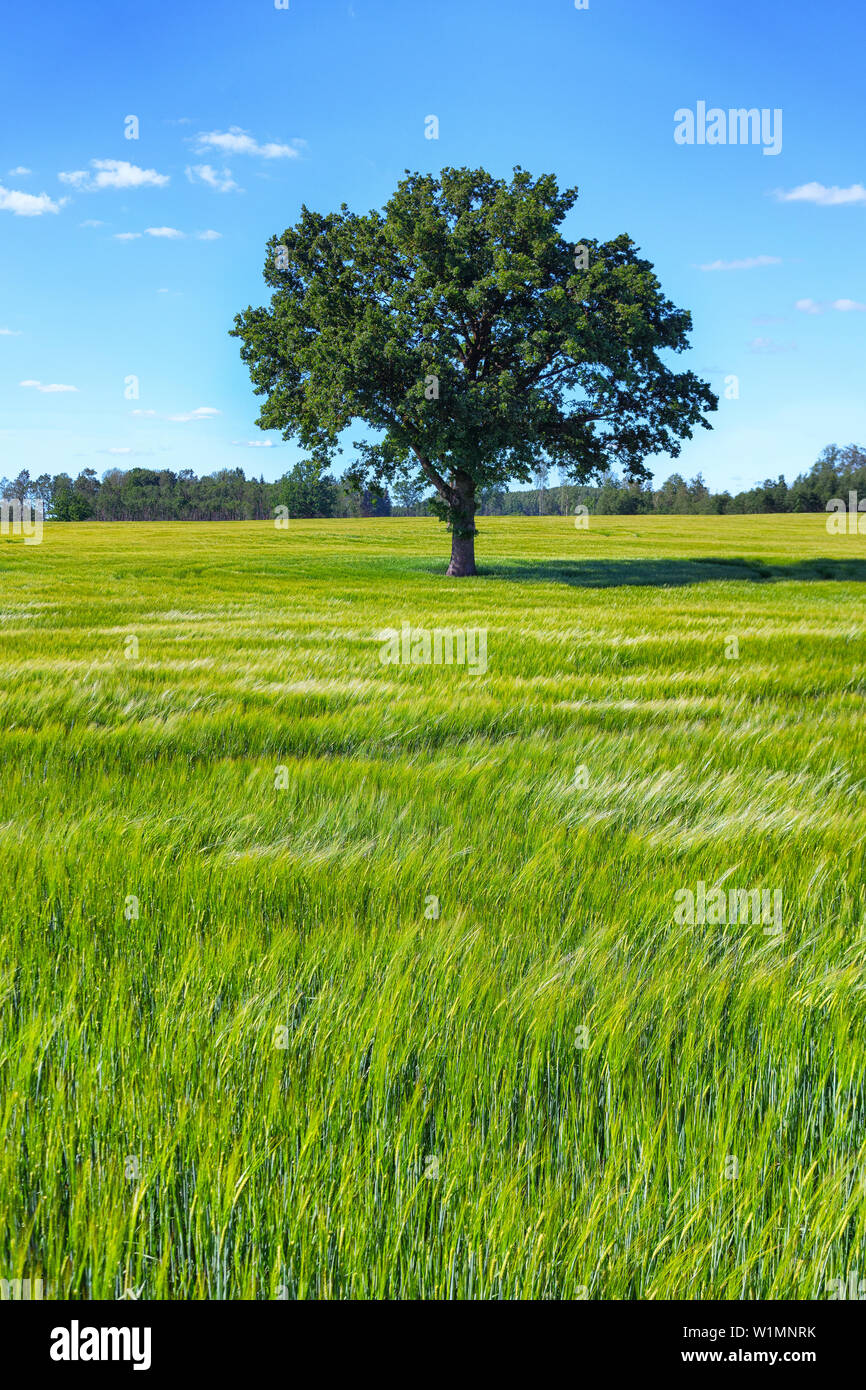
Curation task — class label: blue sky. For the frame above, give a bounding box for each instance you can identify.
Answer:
[1,0,864,494]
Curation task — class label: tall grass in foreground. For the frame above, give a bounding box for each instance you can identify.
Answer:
[0,515,864,1298]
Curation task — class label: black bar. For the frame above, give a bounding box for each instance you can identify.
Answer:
[6,1298,860,1378]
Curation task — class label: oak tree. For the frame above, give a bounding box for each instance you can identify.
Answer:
[231,167,717,575]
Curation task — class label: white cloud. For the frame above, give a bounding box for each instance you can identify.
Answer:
[168,406,220,421]
[796,297,866,315]
[97,447,154,458]
[0,328,22,336]
[699,255,782,271]
[186,163,240,193]
[20,379,79,393]
[0,184,66,216]
[193,126,302,159]
[59,159,170,191]
[8,166,31,176]
[80,218,105,228]
[232,439,276,447]
[132,406,220,423]
[114,226,219,241]
[775,182,866,206]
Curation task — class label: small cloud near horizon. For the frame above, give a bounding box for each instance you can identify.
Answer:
[114,227,220,241]
[97,447,155,457]
[699,255,782,271]
[132,406,220,423]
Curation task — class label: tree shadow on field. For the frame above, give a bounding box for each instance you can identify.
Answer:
[469,556,866,587]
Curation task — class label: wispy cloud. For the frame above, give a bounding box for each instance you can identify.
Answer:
[775,182,866,206]
[193,126,302,159]
[186,164,241,193]
[748,337,797,353]
[0,184,66,216]
[97,447,153,457]
[699,255,782,272]
[8,166,31,177]
[795,297,866,314]
[20,379,79,393]
[0,328,22,336]
[59,159,170,191]
[114,226,221,241]
[232,439,277,447]
[132,406,220,422]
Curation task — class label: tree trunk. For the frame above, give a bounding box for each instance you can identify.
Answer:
[445,470,477,576]
[446,528,476,577]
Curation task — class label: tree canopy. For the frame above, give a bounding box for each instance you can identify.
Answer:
[231,165,717,574]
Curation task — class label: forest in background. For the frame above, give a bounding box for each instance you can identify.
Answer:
[2,443,863,522]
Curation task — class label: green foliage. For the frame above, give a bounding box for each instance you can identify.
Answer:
[0,466,360,523]
[230,166,717,556]
[274,460,338,519]
[51,478,94,521]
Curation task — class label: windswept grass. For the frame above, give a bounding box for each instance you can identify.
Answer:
[0,514,864,1298]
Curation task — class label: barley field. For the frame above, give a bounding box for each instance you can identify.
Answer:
[0,514,864,1300]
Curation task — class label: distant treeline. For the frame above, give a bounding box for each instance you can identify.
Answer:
[0,461,391,522]
[3,443,863,522]
[466,443,866,519]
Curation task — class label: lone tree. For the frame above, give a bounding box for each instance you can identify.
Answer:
[231,166,716,576]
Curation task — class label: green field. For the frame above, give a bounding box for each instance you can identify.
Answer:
[1,514,864,1300]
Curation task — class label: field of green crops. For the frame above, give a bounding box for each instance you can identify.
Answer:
[0,513,864,1300]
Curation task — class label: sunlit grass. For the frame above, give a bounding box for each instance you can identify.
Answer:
[0,514,864,1298]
